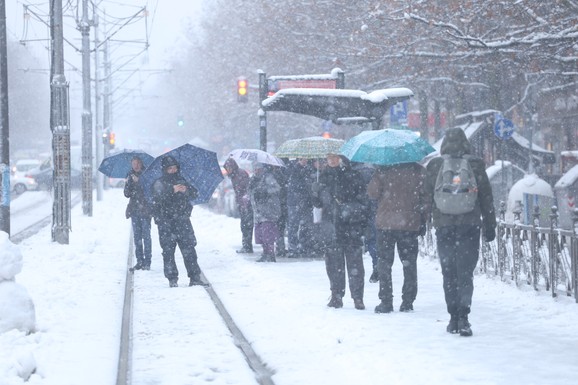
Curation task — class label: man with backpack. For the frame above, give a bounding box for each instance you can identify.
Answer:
[425,128,496,337]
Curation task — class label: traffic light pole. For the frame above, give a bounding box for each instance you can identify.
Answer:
[0,0,10,235]
[258,71,267,151]
[50,0,72,244]
[80,0,93,216]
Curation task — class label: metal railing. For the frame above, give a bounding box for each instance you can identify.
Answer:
[420,202,578,303]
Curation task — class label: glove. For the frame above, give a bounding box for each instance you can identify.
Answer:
[484,225,496,242]
[418,223,427,237]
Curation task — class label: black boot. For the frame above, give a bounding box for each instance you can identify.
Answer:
[399,301,414,312]
[236,246,253,254]
[369,268,379,283]
[458,315,473,337]
[327,294,343,308]
[353,298,365,310]
[256,253,276,262]
[189,276,209,287]
[130,262,144,272]
[446,314,459,334]
[168,279,178,288]
[374,301,393,313]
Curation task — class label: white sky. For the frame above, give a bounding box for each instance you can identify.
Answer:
[1,188,578,384]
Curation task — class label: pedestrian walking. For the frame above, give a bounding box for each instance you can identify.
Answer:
[124,156,153,271]
[425,127,496,336]
[354,162,378,282]
[286,159,316,258]
[312,154,368,310]
[248,163,283,262]
[151,155,207,287]
[223,158,254,253]
[367,162,427,313]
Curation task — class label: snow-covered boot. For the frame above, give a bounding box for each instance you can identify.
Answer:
[458,315,473,337]
[374,301,393,313]
[327,294,343,308]
[446,314,459,334]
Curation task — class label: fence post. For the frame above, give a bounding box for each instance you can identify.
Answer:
[512,200,523,285]
[497,201,507,278]
[531,205,540,290]
[570,209,578,303]
[549,206,559,297]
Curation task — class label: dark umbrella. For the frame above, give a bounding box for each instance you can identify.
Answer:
[139,144,223,205]
[98,149,155,178]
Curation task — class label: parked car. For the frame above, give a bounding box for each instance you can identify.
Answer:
[10,159,41,194]
[26,167,84,190]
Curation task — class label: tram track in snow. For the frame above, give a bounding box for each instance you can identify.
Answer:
[116,232,276,385]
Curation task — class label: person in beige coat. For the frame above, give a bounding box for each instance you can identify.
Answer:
[367,162,427,313]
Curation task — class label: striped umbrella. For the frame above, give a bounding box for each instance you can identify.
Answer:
[274,136,345,159]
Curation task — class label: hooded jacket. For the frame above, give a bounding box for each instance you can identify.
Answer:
[152,156,198,221]
[425,128,496,230]
[224,158,252,211]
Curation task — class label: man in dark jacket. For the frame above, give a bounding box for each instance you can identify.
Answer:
[286,159,315,258]
[124,156,152,271]
[152,155,207,288]
[223,158,254,253]
[312,154,367,310]
[425,128,496,336]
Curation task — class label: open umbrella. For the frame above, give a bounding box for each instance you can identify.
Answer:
[274,136,345,159]
[340,129,435,166]
[228,149,286,167]
[98,149,154,178]
[139,144,223,205]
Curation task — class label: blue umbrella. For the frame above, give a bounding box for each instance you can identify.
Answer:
[140,143,223,205]
[340,129,435,166]
[98,149,155,178]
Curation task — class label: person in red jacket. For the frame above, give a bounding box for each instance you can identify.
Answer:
[224,158,254,253]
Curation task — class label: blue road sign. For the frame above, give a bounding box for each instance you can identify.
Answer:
[390,100,408,126]
[494,118,515,140]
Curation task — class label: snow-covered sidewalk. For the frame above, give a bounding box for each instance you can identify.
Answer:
[1,188,577,385]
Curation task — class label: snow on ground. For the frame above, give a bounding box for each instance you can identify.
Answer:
[1,188,578,385]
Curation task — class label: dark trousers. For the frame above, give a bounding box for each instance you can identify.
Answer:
[325,245,365,300]
[157,217,201,281]
[287,204,313,253]
[132,216,152,267]
[239,206,254,250]
[435,225,480,316]
[376,229,418,304]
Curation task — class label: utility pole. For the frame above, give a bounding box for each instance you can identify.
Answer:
[102,28,111,163]
[79,0,93,215]
[50,0,71,244]
[93,6,102,201]
[0,0,10,235]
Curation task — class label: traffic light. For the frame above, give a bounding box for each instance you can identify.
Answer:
[102,131,109,145]
[109,132,116,149]
[177,115,184,127]
[237,77,248,102]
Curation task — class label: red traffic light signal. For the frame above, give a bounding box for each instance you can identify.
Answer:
[237,77,248,102]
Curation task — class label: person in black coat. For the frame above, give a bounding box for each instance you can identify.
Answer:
[152,155,207,288]
[124,156,152,271]
[286,158,316,258]
[312,154,368,310]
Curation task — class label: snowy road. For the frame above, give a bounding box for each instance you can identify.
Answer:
[3,188,578,385]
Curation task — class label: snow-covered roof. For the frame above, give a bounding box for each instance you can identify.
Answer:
[555,164,578,189]
[262,87,413,108]
[510,132,553,154]
[486,160,514,179]
[268,68,343,81]
[455,109,500,120]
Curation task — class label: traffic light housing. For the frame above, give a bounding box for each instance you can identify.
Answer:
[109,132,116,149]
[177,115,184,127]
[237,77,248,102]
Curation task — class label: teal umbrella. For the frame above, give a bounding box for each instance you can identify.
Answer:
[340,129,435,166]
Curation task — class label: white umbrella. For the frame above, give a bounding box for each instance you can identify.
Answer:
[228,149,286,167]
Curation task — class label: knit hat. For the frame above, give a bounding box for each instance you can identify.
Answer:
[161,155,179,169]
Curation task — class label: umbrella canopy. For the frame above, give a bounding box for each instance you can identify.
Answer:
[228,149,286,167]
[98,149,154,178]
[274,136,345,159]
[340,129,435,166]
[140,144,223,205]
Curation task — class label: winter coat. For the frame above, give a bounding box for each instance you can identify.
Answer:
[249,168,282,224]
[425,128,496,231]
[124,169,151,219]
[151,167,198,222]
[313,162,367,247]
[286,160,315,208]
[224,158,252,211]
[367,162,426,232]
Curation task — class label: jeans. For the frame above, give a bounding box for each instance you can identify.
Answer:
[132,216,152,267]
